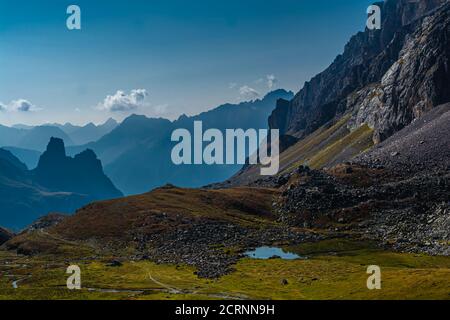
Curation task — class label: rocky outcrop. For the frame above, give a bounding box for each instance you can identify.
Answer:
[0,138,122,230]
[273,163,449,256]
[269,0,449,146]
[348,5,450,142]
[34,137,122,199]
[24,213,67,232]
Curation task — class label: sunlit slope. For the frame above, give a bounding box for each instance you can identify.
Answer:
[6,186,279,255]
[229,118,373,186]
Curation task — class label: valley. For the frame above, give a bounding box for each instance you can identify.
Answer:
[1,239,449,300]
[1,0,449,301]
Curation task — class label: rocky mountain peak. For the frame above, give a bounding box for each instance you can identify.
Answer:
[74,148,97,161]
[34,138,122,199]
[263,89,294,101]
[44,137,66,158]
[269,0,449,147]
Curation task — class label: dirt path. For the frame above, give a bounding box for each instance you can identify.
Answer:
[147,273,247,300]
[148,273,183,294]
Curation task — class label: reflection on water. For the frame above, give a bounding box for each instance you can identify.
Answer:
[245,247,301,260]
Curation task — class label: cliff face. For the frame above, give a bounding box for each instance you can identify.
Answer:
[348,3,450,142]
[269,0,449,144]
[34,137,122,199]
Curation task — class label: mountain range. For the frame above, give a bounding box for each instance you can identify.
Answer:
[0,0,449,299]
[1,0,448,255]
[48,118,118,145]
[0,90,292,228]
[67,89,293,194]
[1,118,118,155]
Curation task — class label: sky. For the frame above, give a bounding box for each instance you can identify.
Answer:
[0,0,375,126]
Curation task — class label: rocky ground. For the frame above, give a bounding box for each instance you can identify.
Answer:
[3,162,448,277]
[138,222,321,278]
[354,103,450,175]
[274,165,449,256]
[244,104,450,257]
[25,213,67,232]
[3,104,449,278]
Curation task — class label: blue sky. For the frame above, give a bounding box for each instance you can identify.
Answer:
[0,0,374,126]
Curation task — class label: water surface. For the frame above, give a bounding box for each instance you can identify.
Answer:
[245,247,301,260]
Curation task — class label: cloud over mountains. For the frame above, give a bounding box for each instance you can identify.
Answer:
[0,99,38,112]
[97,89,149,112]
[239,85,260,100]
[266,74,277,89]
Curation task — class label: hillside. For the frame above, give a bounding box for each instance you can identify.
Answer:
[220,101,449,256]
[0,227,13,245]
[6,186,289,277]
[221,114,374,187]
[0,125,26,147]
[225,0,450,187]
[2,147,41,170]
[1,0,449,302]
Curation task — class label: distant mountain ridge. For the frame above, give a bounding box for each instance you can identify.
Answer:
[1,147,41,170]
[0,125,26,148]
[0,125,73,151]
[2,91,292,195]
[1,118,119,153]
[51,118,118,145]
[18,126,74,151]
[66,89,294,194]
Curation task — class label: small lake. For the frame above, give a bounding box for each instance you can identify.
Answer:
[245,247,302,260]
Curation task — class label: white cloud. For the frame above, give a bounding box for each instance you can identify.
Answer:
[0,99,39,112]
[229,82,238,89]
[10,99,34,112]
[266,74,278,89]
[239,85,260,100]
[153,104,168,115]
[97,89,149,112]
